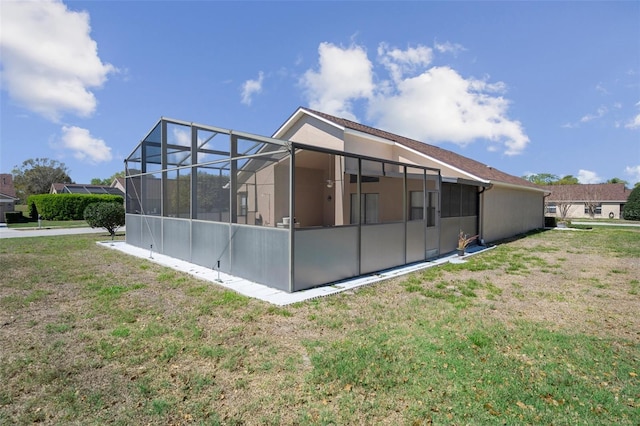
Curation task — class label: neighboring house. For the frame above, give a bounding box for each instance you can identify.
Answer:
[541,183,630,220]
[0,174,19,223]
[50,182,124,197]
[111,177,126,194]
[124,108,548,292]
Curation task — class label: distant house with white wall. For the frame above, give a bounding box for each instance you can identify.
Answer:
[541,183,630,220]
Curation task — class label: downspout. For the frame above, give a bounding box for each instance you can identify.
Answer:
[477,183,493,244]
[542,192,551,228]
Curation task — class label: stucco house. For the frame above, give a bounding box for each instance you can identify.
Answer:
[124,107,547,292]
[0,174,19,223]
[541,183,630,220]
[111,177,126,194]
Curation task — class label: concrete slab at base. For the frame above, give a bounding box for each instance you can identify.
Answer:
[97,241,494,306]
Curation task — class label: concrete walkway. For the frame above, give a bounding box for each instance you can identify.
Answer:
[0,224,124,239]
[571,221,640,228]
[98,240,494,306]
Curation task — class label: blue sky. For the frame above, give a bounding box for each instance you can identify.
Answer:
[1,1,639,186]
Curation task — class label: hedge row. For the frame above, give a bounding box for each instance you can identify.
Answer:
[4,211,28,224]
[27,194,124,221]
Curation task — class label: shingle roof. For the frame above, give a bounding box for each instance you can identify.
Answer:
[540,183,630,202]
[52,183,124,196]
[299,107,542,190]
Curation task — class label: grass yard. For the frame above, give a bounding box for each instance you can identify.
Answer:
[0,228,638,425]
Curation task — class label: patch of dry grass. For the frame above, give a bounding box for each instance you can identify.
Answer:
[0,228,639,424]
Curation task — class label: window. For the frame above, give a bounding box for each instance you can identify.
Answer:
[349,174,379,183]
[409,191,423,220]
[547,202,557,214]
[409,191,423,221]
[585,203,602,215]
[441,183,477,218]
[238,192,248,216]
[350,193,379,224]
[426,192,437,227]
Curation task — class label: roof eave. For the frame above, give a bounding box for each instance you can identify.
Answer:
[272,107,345,139]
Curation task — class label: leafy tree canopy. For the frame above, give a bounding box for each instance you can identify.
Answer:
[622,185,640,221]
[84,202,125,239]
[524,174,631,186]
[606,177,628,185]
[12,157,72,202]
[91,171,125,186]
[556,175,579,185]
[522,173,559,185]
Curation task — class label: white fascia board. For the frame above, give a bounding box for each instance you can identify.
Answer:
[491,180,549,194]
[272,108,345,139]
[397,144,490,184]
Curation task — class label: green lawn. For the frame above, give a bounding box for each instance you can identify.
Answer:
[0,228,638,424]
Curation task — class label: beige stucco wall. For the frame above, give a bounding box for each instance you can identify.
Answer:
[548,202,624,220]
[481,184,545,242]
[281,112,547,250]
[280,116,344,151]
[344,133,394,161]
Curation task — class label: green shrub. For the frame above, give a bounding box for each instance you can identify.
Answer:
[4,211,26,224]
[28,199,38,220]
[622,185,640,221]
[84,203,125,239]
[27,194,123,221]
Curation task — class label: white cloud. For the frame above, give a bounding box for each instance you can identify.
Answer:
[433,40,466,55]
[0,0,116,122]
[369,66,528,155]
[300,42,529,156]
[58,126,112,163]
[378,43,433,82]
[241,71,265,106]
[577,169,601,184]
[171,127,191,147]
[580,106,608,123]
[300,42,374,120]
[625,165,640,183]
[595,82,609,95]
[625,113,640,129]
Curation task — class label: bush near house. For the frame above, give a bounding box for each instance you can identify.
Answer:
[622,185,640,221]
[4,211,27,224]
[28,194,123,221]
[83,202,125,239]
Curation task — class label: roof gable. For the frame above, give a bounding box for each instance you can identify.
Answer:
[294,107,541,190]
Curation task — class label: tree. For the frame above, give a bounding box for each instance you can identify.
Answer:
[84,202,125,240]
[12,158,72,202]
[583,184,602,218]
[606,177,628,186]
[556,175,579,185]
[523,173,559,185]
[622,185,640,221]
[91,171,125,186]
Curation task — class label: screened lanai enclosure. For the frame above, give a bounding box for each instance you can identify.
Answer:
[125,118,442,292]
